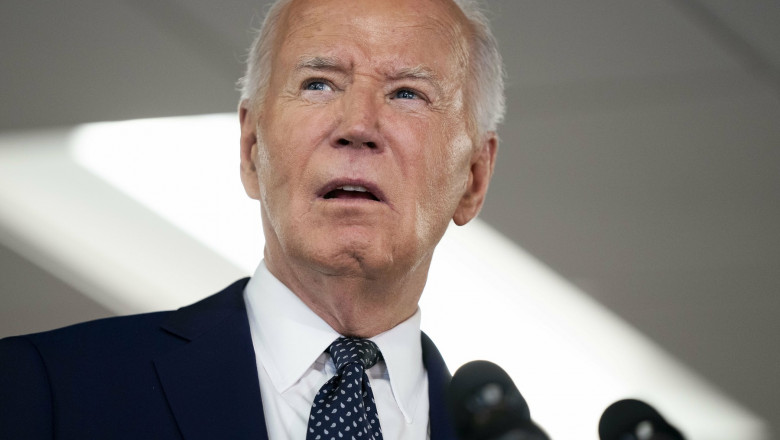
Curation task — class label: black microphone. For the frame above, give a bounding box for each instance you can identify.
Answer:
[599,399,685,440]
[447,360,550,440]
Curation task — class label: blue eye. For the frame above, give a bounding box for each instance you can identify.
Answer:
[395,89,417,100]
[305,81,331,91]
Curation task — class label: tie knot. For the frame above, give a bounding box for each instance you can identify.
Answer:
[327,337,382,371]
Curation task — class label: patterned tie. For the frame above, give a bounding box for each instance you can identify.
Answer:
[307,337,384,440]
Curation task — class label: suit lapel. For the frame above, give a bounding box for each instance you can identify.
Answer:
[422,332,458,440]
[154,279,269,440]
[152,278,456,440]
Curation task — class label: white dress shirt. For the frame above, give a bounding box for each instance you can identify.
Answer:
[243,261,430,440]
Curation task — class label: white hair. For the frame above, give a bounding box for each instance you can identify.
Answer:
[238,0,506,137]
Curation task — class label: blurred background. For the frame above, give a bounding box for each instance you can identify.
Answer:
[1,0,778,438]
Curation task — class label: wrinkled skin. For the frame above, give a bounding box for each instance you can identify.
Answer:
[240,0,497,337]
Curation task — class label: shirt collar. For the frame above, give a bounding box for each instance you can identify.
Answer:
[244,261,339,392]
[372,307,426,423]
[243,260,426,423]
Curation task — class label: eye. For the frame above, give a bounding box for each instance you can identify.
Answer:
[304,80,332,92]
[393,89,418,100]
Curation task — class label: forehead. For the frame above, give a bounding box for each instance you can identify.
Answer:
[275,0,469,76]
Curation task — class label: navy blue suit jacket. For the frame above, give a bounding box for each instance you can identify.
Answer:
[0,278,457,439]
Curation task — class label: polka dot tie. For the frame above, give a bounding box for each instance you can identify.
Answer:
[306,337,384,440]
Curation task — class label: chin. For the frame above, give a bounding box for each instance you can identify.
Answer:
[303,236,398,279]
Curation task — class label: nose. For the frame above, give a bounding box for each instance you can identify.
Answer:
[331,84,382,150]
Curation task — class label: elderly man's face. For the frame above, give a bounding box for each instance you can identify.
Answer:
[241,0,495,281]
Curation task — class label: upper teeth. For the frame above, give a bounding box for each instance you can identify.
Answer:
[338,185,368,192]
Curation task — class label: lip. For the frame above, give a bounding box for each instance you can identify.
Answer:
[317,178,386,203]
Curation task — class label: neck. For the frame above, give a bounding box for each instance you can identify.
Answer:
[263,248,429,338]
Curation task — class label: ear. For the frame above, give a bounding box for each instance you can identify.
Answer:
[452,132,498,226]
[239,100,261,200]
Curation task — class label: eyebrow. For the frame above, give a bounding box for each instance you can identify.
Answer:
[388,65,438,82]
[296,56,437,80]
[389,65,444,97]
[295,56,346,72]
[294,56,443,95]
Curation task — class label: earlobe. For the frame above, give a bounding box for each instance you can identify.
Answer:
[239,101,261,200]
[452,132,498,226]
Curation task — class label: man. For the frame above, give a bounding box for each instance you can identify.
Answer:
[0,0,504,438]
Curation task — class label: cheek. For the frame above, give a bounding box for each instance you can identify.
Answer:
[254,134,282,210]
[405,121,473,243]
[254,139,285,237]
[422,124,472,203]
[258,106,333,192]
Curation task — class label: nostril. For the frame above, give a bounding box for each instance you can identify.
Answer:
[337,138,350,146]
[366,142,377,149]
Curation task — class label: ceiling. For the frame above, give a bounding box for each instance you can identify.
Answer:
[1,0,778,436]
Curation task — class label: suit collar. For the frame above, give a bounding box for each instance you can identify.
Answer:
[422,332,458,440]
[159,278,251,341]
[154,277,456,440]
[154,278,269,440]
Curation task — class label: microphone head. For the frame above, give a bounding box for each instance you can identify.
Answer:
[599,399,685,440]
[448,360,546,440]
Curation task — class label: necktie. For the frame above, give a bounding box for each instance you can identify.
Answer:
[307,337,384,440]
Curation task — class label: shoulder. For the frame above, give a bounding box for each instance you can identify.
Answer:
[0,278,253,438]
[2,277,251,356]
[0,311,177,389]
[0,312,176,438]
[5,310,169,353]
[0,277,251,372]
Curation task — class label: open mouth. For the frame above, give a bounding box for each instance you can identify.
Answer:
[323,185,380,201]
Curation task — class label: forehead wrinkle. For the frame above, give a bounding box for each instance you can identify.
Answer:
[295,55,350,73]
[278,0,471,104]
[280,0,470,75]
[387,65,437,81]
[388,18,469,82]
